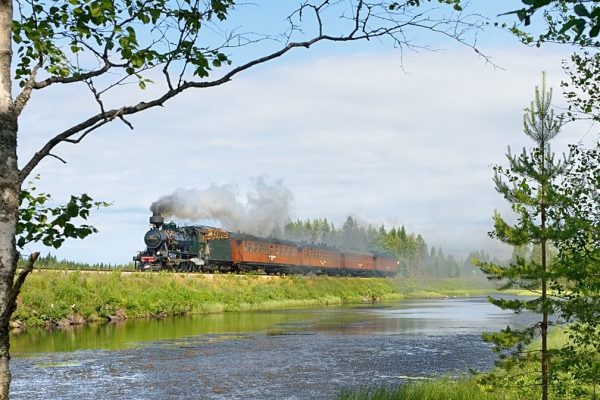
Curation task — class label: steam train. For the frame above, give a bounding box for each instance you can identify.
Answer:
[133,213,399,277]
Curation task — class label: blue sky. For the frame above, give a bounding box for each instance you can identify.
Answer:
[16,1,597,264]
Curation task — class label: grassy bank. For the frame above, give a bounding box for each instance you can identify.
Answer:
[13,270,493,328]
[14,271,398,327]
[390,276,496,299]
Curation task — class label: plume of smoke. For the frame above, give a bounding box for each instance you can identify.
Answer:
[150,177,293,237]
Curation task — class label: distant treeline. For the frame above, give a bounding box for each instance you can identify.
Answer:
[18,254,133,270]
[280,216,500,278]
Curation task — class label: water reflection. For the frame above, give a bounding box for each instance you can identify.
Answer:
[12,297,526,355]
[12,310,322,354]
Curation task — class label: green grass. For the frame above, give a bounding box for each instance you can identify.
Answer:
[340,379,519,400]
[390,276,496,299]
[13,271,493,328]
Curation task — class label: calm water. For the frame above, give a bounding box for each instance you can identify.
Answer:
[10,297,535,399]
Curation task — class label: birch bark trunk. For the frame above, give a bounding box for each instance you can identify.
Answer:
[0,0,18,398]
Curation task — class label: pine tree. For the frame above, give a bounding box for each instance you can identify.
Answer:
[478,73,565,400]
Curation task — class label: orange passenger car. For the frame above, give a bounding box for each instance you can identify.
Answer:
[232,239,300,271]
[340,251,375,274]
[374,254,399,276]
[299,246,341,272]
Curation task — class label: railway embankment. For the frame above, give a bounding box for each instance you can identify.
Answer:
[12,270,493,329]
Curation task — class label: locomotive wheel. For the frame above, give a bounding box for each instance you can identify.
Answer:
[183,262,194,272]
[176,262,192,272]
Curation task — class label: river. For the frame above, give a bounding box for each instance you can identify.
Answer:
[9,296,535,399]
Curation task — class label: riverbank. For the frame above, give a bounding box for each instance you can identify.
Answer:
[13,270,494,328]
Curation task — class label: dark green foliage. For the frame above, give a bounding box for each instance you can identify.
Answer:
[550,142,600,398]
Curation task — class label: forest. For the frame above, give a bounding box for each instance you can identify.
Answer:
[281,216,495,278]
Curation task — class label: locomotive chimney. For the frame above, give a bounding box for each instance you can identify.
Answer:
[149,212,164,228]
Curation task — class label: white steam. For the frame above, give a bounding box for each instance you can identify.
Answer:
[150,178,293,236]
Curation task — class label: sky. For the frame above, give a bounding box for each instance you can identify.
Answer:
[15,1,598,264]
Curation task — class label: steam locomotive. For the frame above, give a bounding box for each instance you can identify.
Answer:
[134,212,399,277]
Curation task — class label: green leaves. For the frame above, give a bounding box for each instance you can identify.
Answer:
[12,0,236,86]
[389,0,462,12]
[562,51,600,121]
[503,1,600,46]
[17,178,110,250]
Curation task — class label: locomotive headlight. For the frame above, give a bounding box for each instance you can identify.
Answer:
[157,251,162,255]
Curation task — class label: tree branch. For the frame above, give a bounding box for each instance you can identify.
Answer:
[32,62,112,90]
[48,153,67,164]
[13,64,41,116]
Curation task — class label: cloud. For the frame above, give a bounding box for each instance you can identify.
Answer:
[17,44,594,263]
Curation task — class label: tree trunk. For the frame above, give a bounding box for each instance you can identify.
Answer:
[541,212,549,400]
[540,138,549,400]
[0,0,17,398]
[0,114,18,400]
[0,120,18,400]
